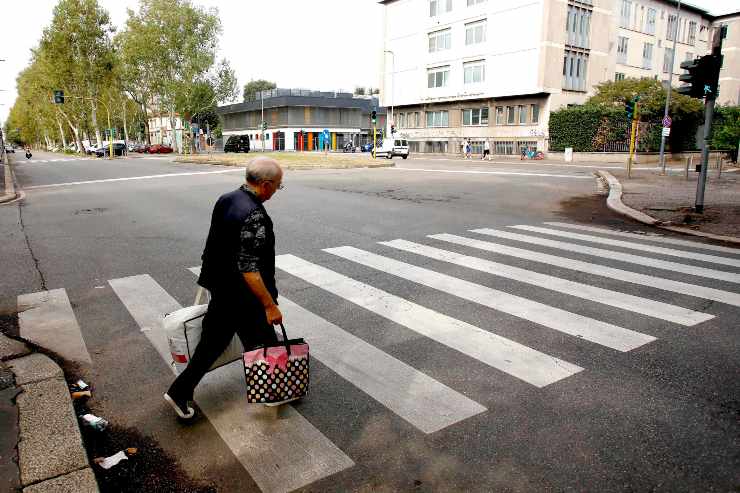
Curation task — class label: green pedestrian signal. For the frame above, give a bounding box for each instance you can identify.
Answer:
[371,110,377,124]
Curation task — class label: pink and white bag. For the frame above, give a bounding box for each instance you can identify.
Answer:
[243,324,309,405]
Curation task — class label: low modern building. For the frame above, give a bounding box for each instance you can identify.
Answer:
[380,0,740,156]
[217,89,387,151]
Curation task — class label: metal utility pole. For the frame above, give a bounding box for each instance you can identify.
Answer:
[260,90,265,153]
[695,26,726,214]
[659,0,681,174]
[384,50,395,136]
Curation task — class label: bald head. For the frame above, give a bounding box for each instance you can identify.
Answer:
[246,157,282,185]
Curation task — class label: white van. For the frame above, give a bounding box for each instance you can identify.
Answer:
[376,138,409,159]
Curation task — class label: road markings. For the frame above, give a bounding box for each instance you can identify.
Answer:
[381,239,712,327]
[543,222,740,256]
[109,274,354,493]
[279,296,486,433]
[386,167,592,179]
[275,255,582,388]
[431,233,740,308]
[324,247,656,352]
[23,169,243,190]
[511,225,740,268]
[17,289,92,365]
[472,228,740,284]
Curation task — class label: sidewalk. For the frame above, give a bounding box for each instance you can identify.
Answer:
[607,165,740,238]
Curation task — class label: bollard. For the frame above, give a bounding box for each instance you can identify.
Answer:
[718,157,723,178]
[686,156,691,180]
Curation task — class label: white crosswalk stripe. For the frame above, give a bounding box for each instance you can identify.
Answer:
[430,233,740,308]
[324,246,656,352]
[472,228,740,284]
[511,225,740,268]
[275,255,582,388]
[109,274,354,493]
[380,239,713,326]
[543,222,740,256]
[191,265,486,431]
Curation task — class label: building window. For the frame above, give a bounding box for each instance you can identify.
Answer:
[462,107,489,126]
[642,42,653,69]
[467,0,486,5]
[518,105,527,124]
[428,29,451,52]
[531,104,539,123]
[688,21,696,45]
[430,0,452,17]
[615,72,625,81]
[646,8,656,34]
[566,3,591,49]
[495,106,504,125]
[426,110,449,127]
[666,14,677,41]
[563,49,589,91]
[465,20,486,45]
[398,113,406,128]
[427,66,450,88]
[619,0,631,29]
[617,36,628,64]
[463,61,485,84]
[506,106,516,125]
[663,47,673,73]
[413,112,420,127]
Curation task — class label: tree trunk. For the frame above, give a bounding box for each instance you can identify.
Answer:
[169,107,178,152]
[122,103,129,148]
[143,102,151,145]
[58,107,83,154]
[56,116,68,149]
[90,100,103,146]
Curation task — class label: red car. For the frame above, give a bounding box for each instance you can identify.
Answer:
[148,144,173,154]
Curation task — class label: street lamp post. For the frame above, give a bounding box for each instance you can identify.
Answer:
[384,50,395,136]
[659,0,681,174]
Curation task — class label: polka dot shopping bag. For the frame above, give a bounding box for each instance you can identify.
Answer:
[243,324,309,405]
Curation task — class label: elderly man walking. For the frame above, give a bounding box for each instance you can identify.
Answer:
[164,157,285,419]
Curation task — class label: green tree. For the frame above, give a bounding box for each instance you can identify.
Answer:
[711,105,740,162]
[243,79,276,102]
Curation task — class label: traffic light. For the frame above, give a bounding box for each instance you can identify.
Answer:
[391,124,396,134]
[53,90,64,104]
[625,99,635,119]
[678,54,722,100]
[371,110,377,124]
[261,121,267,131]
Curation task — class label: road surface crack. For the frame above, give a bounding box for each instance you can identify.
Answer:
[17,201,48,292]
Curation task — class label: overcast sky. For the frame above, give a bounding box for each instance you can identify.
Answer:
[0,0,737,125]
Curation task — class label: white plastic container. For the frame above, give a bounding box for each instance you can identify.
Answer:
[163,304,244,374]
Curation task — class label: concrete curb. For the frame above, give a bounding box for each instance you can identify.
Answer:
[596,169,740,246]
[0,161,19,204]
[0,338,99,492]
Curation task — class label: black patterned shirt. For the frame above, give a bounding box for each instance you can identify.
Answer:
[237,185,270,273]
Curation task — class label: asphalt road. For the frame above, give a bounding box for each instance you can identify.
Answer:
[1,151,738,492]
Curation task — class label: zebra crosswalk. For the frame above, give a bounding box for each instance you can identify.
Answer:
[14,221,739,493]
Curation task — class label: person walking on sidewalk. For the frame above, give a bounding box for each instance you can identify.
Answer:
[164,157,285,419]
[482,140,490,161]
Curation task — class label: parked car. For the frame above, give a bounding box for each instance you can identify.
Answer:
[127,143,137,152]
[86,144,99,155]
[375,138,409,159]
[134,144,150,153]
[5,145,15,154]
[361,142,374,153]
[224,134,250,153]
[148,144,173,154]
[95,143,126,157]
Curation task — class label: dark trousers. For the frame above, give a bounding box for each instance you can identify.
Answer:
[167,291,278,401]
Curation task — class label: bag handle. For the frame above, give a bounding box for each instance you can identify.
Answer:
[263,323,291,358]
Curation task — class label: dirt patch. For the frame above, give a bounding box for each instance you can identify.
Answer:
[554,193,645,229]
[175,151,391,170]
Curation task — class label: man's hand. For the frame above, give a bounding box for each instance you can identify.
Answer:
[265,303,283,325]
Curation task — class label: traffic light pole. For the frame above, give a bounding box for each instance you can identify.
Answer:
[694,97,715,213]
[627,101,639,179]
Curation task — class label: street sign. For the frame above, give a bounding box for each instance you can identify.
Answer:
[662,127,671,137]
[662,116,672,128]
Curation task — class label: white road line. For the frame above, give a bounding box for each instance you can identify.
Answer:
[473,228,740,284]
[386,167,592,179]
[17,289,92,365]
[511,225,740,268]
[382,240,712,327]
[275,255,581,388]
[324,247,655,352]
[279,296,486,432]
[543,222,740,256]
[109,274,353,493]
[193,264,487,429]
[23,168,243,190]
[431,233,740,308]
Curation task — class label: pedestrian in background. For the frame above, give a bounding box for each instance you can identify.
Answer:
[465,140,472,159]
[482,140,491,161]
[164,157,285,419]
